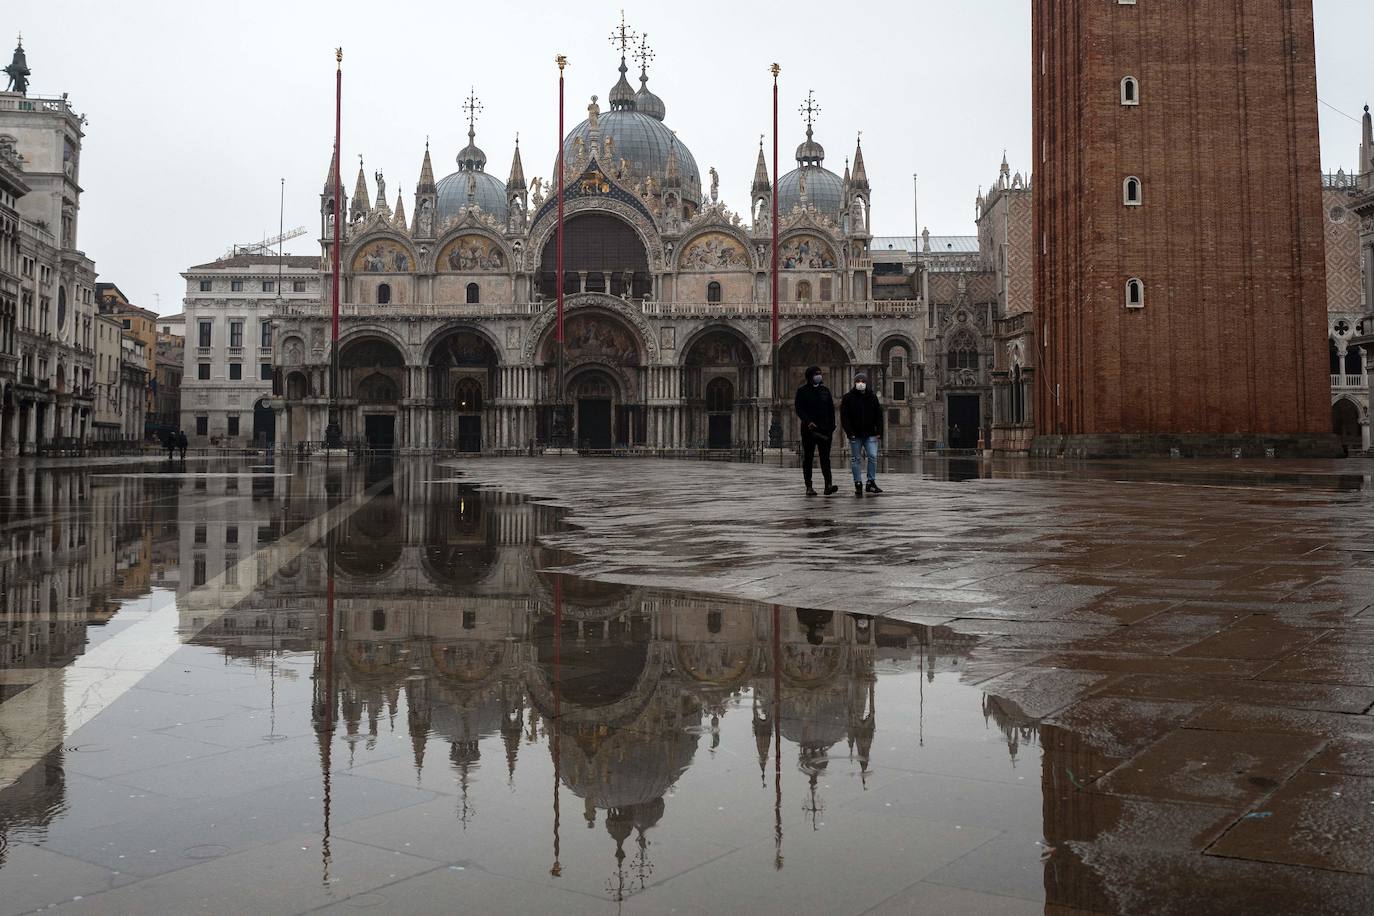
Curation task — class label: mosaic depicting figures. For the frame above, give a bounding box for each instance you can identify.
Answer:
[780,234,837,270]
[679,231,748,270]
[439,235,507,272]
[560,314,641,366]
[353,242,411,273]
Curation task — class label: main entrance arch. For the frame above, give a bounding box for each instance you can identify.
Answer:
[428,329,498,452]
[683,327,757,449]
[537,309,646,447]
[341,336,405,449]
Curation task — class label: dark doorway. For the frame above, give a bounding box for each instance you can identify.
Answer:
[457,415,482,453]
[708,414,732,449]
[252,399,275,447]
[578,399,613,449]
[1332,399,1362,451]
[947,395,980,449]
[364,415,396,450]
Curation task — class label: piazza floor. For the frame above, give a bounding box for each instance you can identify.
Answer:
[1,453,1374,915]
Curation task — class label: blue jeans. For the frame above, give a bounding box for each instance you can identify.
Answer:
[849,436,879,484]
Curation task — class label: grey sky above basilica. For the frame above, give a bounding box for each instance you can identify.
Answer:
[8,0,1370,314]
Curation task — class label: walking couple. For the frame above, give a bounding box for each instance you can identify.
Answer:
[794,365,884,498]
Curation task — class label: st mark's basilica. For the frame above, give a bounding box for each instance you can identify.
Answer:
[266,26,1028,454]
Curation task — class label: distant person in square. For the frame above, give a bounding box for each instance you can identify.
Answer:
[841,371,883,497]
[794,365,839,497]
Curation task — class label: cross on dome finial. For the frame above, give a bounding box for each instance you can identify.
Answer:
[633,32,654,77]
[800,90,821,133]
[608,10,638,59]
[463,88,483,140]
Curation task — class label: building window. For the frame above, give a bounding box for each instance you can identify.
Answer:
[466,282,479,304]
[707,281,722,303]
[199,279,212,292]
[820,276,833,301]
[228,363,242,380]
[193,555,207,587]
[194,524,207,544]
[377,282,392,304]
[227,416,239,436]
[121,318,130,329]
[892,379,907,401]
[262,281,274,292]
[887,408,901,427]
[229,320,244,348]
[1124,177,1142,206]
[198,362,210,380]
[226,525,238,545]
[195,416,208,435]
[1126,278,1144,309]
[1121,76,1139,105]
[231,280,243,292]
[293,280,306,292]
[796,280,812,302]
[198,320,212,347]
[260,362,272,381]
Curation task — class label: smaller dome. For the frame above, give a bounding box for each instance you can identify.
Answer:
[777,165,844,219]
[435,169,509,224]
[609,58,636,111]
[795,126,825,167]
[634,75,665,121]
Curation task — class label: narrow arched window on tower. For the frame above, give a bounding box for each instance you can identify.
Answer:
[1124,177,1142,206]
[1126,278,1144,309]
[377,282,391,304]
[1121,76,1139,105]
[466,282,480,304]
[707,281,722,303]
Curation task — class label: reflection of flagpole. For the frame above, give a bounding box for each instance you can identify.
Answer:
[768,64,783,450]
[550,573,564,877]
[321,525,337,884]
[772,603,783,870]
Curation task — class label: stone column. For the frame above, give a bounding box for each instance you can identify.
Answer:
[1362,418,1371,452]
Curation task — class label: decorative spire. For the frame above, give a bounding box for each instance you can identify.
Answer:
[1363,105,1373,176]
[457,89,487,171]
[851,134,869,190]
[752,138,770,193]
[322,148,339,195]
[349,156,370,220]
[507,135,526,190]
[843,158,851,186]
[795,90,825,166]
[1000,149,1010,175]
[607,12,639,111]
[417,139,436,193]
[632,32,665,121]
[392,191,406,228]
[664,133,681,188]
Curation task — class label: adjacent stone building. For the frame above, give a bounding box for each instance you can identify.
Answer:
[179,254,321,446]
[1031,0,1338,457]
[0,37,99,454]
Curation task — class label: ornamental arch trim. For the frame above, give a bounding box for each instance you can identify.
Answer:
[420,322,506,366]
[337,325,412,362]
[777,322,858,363]
[676,322,763,367]
[346,230,420,274]
[673,224,759,272]
[522,294,660,365]
[429,227,515,275]
[524,197,665,273]
[875,331,922,364]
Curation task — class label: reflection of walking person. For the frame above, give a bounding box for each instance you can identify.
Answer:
[796,607,833,645]
[795,365,839,497]
[841,372,884,497]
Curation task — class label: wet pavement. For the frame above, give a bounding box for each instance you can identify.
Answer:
[1,455,1373,914]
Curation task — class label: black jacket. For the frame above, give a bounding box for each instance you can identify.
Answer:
[840,388,884,439]
[795,382,836,434]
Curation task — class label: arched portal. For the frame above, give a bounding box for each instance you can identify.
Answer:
[429,329,498,453]
[538,213,650,299]
[684,327,756,449]
[1333,398,1362,451]
[778,331,849,443]
[538,310,645,447]
[568,367,620,450]
[341,336,405,449]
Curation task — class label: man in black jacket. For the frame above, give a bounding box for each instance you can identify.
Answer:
[840,371,884,497]
[794,365,839,497]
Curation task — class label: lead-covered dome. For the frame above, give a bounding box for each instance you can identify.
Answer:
[777,124,843,219]
[436,126,509,224]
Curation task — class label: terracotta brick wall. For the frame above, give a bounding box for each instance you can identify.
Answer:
[1033,0,1330,438]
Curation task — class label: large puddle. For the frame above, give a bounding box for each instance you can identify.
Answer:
[1,457,1371,914]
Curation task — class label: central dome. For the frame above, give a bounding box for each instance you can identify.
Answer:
[561,110,701,202]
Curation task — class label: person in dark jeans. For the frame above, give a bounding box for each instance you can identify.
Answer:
[176,430,188,461]
[841,371,884,496]
[794,365,839,497]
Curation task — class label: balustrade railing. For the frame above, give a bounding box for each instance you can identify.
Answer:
[272,299,925,320]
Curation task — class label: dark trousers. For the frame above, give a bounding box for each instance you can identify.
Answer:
[801,431,832,486]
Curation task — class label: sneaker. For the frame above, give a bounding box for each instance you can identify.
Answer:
[866,481,883,494]
[854,483,864,497]
[806,485,818,497]
[823,484,839,495]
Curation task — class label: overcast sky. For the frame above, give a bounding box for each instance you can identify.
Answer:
[8,0,1369,316]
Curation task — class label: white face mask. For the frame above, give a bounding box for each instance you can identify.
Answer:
[855,382,867,391]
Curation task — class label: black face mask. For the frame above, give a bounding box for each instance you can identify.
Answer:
[811,375,823,386]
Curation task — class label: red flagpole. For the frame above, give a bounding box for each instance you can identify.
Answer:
[326,48,343,450]
[555,55,568,434]
[768,63,782,449]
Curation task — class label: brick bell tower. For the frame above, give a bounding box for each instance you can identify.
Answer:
[1031,0,1341,458]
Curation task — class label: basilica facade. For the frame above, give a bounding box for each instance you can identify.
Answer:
[269,47,933,454]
